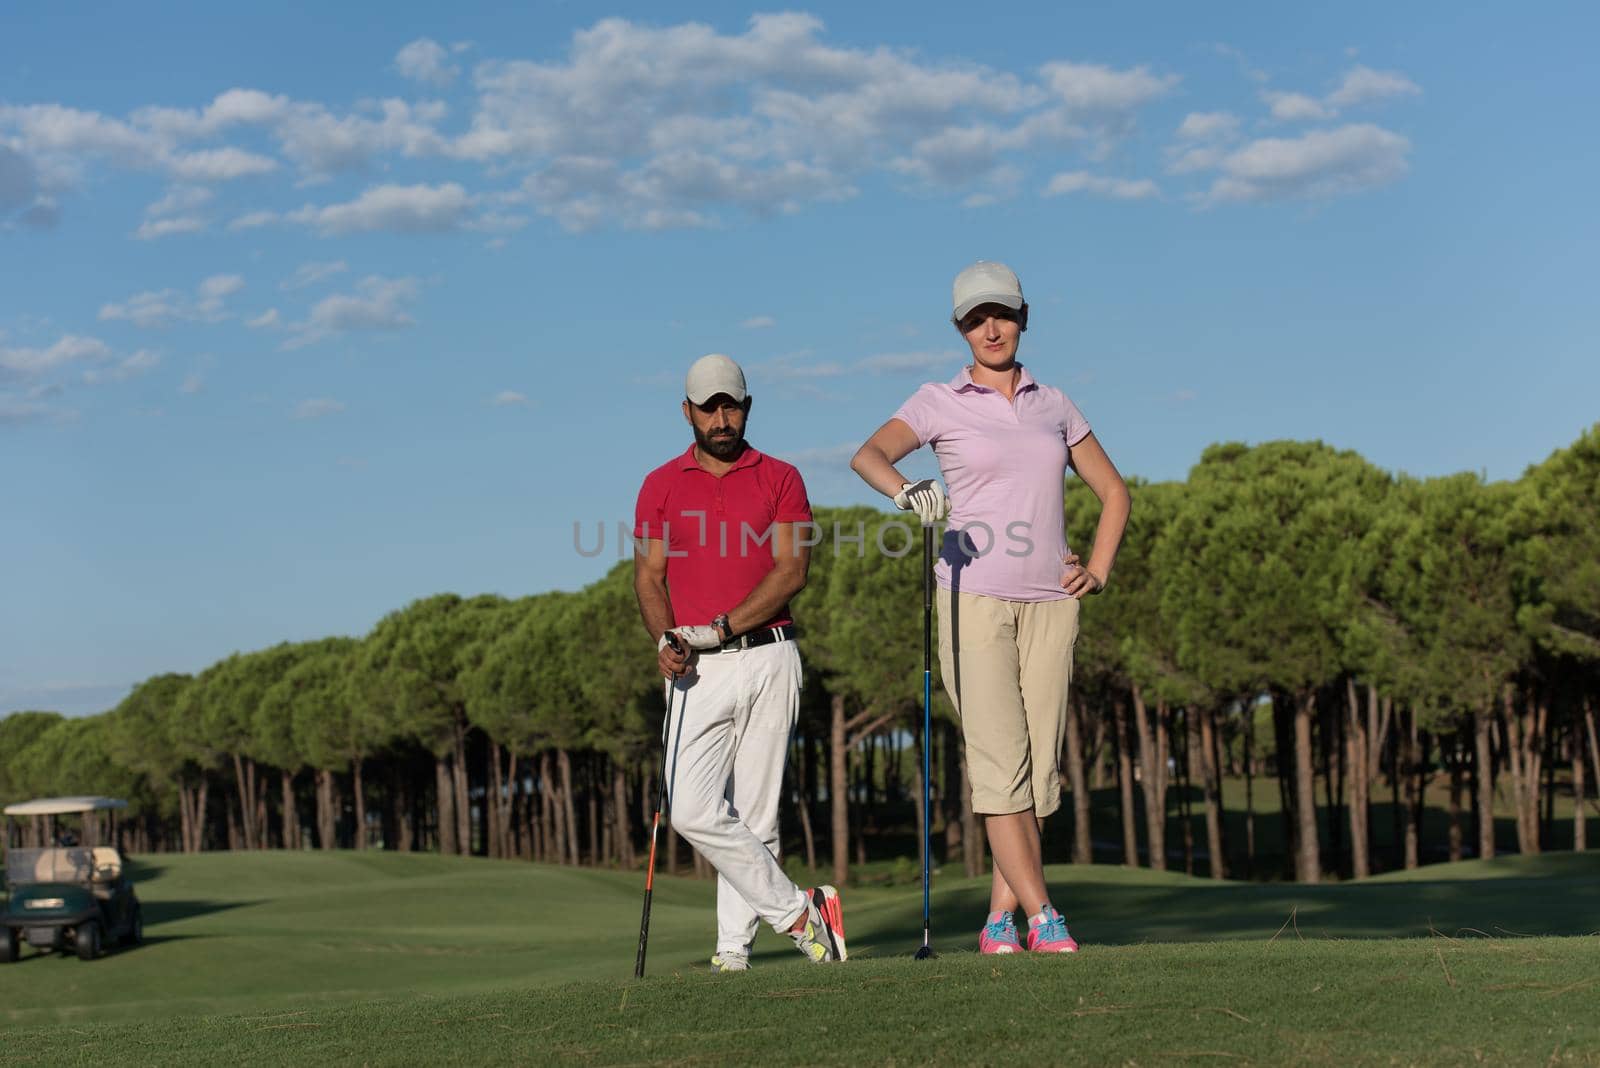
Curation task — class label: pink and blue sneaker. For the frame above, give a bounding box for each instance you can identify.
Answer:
[979,910,1023,954]
[1026,906,1079,953]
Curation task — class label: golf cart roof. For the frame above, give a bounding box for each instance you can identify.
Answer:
[3,796,129,817]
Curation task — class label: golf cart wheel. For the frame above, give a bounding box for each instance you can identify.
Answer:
[0,928,17,963]
[124,907,144,947]
[76,922,100,961]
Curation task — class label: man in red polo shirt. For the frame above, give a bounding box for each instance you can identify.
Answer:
[633,353,847,972]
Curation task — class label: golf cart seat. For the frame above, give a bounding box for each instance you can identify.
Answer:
[30,848,92,884]
[91,848,122,883]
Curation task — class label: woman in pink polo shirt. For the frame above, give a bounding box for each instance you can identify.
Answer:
[851,261,1130,955]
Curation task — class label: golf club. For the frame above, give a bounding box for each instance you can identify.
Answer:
[635,633,684,979]
[915,523,936,961]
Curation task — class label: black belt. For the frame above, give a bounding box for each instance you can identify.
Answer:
[699,624,796,654]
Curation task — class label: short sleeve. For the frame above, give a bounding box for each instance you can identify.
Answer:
[771,463,813,524]
[890,383,942,446]
[1061,393,1091,448]
[633,470,667,541]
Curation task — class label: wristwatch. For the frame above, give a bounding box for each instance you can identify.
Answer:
[712,613,732,642]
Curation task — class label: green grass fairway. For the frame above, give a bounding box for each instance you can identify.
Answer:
[4,851,1598,1064]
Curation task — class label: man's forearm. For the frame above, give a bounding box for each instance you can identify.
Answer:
[634,574,677,642]
[724,565,807,635]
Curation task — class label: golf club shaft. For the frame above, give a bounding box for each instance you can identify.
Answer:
[921,524,933,950]
[635,638,683,978]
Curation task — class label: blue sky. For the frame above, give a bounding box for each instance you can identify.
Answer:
[3,3,1597,716]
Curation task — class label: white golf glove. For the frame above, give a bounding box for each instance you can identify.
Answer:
[669,625,724,651]
[893,479,949,526]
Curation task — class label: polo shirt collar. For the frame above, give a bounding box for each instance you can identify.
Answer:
[949,363,1038,395]
[676,442,765,472]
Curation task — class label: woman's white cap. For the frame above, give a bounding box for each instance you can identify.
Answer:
[952,261,1024,321]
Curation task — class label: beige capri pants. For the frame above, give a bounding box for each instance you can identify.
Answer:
[936,587,1081,817]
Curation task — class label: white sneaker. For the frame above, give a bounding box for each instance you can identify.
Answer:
[710,951,749,973]
[790,885,847,963]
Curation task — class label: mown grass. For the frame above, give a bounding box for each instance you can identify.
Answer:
[3,851,1598,1064]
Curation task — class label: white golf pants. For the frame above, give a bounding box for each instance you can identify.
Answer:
[664,639,808,955]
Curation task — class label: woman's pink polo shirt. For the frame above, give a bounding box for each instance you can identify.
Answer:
[892,364,1091,602]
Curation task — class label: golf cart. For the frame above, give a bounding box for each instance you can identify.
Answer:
[1,797,143,961]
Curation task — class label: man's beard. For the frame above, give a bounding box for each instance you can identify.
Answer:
[695,424,745,461]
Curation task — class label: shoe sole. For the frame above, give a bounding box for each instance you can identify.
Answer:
[812,885,848,962]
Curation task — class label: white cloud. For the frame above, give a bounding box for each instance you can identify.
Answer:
[100,275,243,326]
[859,351,961,375]
[396,38,459,87]
[286,182,473,235]
[0,334,111,377]
[179,373,204,394]
[1195,124,1411,204]
[284,275,420,348]
[83,349,159,384]
[1044,170,1160,200]
[168,146,278,180]
[199,274,244,300]
[228,210,277,230]
[1263,91,1333,122]
[1040,61,1177,114]
[1176,112,1240,141]
[491,390,529,406]
[246,308,281,329]
[145,185,214,217]
[741,316,776,329]
[134,216,205,240]
[282,260,348,290]
[1328,65,1421,108]
[751,349,959,381]
[291,397,345,420]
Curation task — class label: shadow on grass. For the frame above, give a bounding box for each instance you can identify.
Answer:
[141,899,254,926]
[846,853,1600,955]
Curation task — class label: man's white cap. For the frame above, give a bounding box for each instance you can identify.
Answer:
[685,353,747,404]
[952,261,1025,321]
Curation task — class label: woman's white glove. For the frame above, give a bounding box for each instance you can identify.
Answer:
[893,479,949,526]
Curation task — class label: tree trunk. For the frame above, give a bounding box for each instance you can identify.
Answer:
[830,693,850,887]
[452,721,472,856]
[1293,692,1321,883]
[352,761,367,851]
[1199,705,1226,879]
[487,740,506,860]
[1179,706,1195,875]
[1447,733,1465,862]
[1573,725,1587,853]
[316,768,336,849]
[540,751,558,863]
[1089,712,1108,790]
[1345,677,1370,879]
[232,754,257,851]
[613,760,633,867]
[1243,715,1256,877]
[558,748,580,866]
[1065,695,1092,865]
[1113,695,1140,867]
[1408,728,1428,869]
[1474,707,1495,860]
[1501,685,1543,855]
[281,770,298,850]
[435,755,457,856]
[1130,688,1169,871]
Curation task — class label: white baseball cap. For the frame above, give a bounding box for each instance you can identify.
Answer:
[951,261,1025,321]
[685,353,747,404]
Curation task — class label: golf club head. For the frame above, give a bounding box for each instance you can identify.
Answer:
[914,944,936,960]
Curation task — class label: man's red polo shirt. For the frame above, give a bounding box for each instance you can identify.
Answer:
[634,443,812,628]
